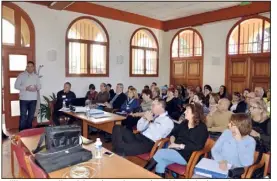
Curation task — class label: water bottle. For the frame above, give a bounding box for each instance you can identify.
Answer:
[62,99,66,109]
[86,106,90,117]
[95,138,103,159]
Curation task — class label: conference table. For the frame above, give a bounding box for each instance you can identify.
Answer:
[62,110,126,138]
[21,135,160,178]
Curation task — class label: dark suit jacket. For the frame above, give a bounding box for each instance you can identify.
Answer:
[55,90,76,111]
[111,93,127,110]
[229,100,247,113]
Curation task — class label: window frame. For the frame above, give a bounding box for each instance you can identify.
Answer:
[129,28,159,77]
[226,15,271,56]
[65,16,110,77]
[170,28,204,61]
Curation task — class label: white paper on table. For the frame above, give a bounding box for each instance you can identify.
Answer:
[74,106,87,113]
[195,158,232,178]
[59,108,70,112]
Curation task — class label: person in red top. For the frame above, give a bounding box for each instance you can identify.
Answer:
[85,84,98,101]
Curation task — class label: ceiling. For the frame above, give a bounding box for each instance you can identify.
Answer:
[92,2,241,21]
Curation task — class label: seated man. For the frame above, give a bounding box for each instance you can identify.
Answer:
[206,98,232,135]
[112,98,174,156]
[53,82,76,125]
[104,83,127,110]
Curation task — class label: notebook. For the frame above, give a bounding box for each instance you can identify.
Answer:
[194,158,232,178]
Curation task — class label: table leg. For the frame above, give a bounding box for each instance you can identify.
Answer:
[82,121,88,138]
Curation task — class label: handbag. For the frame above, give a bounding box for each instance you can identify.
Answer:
[32,125,92,173]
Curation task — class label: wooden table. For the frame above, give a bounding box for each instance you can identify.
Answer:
[63,111,126,138]
[21,135,160,178]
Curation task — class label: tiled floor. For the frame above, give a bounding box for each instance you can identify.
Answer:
[1,129,147,179]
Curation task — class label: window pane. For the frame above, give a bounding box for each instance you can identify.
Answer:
[131,30,157,48]
[11,100,20,116]
[69,42,87,74]
[263,21,270,53]
[194,33,202,56]
[179,30,193,57]
[146,50,157,75]
[9,55,27,71]
[90,44,107,74]
[239,18,263,54]
[2,6,15,45]
[171,36,178,57]
[132,49,144,74]
[68,19,107,42]
[10,78,19,94]
[21,17,30,47]
[228,26,239,55]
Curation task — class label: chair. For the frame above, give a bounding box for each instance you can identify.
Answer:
[245,152,270,178]
[25,155,48,178]
[10,135,31,178]
[11,128,45,178]
[166,138,215,178]
[133,130,169,161]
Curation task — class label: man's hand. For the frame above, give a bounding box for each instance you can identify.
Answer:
[26,85,37,92]
[168,143,183,150]
[143,111,154,122]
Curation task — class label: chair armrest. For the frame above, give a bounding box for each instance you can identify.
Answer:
[149,138,169,159]
[245,162,265,178]
[186,150,206,178]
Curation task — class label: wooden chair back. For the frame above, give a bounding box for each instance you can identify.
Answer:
[186,138,215,178]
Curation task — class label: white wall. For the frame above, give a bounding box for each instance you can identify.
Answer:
[14,2,270,96]
[14,2,169,98]
[164,12,270,92]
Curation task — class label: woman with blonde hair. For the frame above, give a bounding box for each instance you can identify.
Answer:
[249,99,270,152]
[120,87,140,113]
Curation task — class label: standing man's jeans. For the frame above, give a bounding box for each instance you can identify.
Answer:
[19,100,37,131]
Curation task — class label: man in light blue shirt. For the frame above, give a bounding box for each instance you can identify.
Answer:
[15,61,41,131]
[112,98,174,156]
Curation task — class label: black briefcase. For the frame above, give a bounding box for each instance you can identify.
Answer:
[33,125,93,173]
[35,145,92,173]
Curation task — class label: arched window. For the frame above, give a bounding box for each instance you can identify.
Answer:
[2,2,35,130]
[171,29,203,58]
[170,28,203,87]
[66,17,109,76]
[226,16,270,94]
[228,18,270,55]
[130,28,159,76]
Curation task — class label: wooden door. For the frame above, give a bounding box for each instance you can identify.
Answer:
[227,55,270,93]
[2,48,34,129]
[171,58,203,87]
[250,55,270,91]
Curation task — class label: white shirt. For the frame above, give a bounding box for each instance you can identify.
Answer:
[137,111,174,142]
[14,71,41,100]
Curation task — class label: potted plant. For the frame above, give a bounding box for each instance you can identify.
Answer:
[39,93,57,122]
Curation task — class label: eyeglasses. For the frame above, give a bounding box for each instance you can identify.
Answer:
[249,105,259,109]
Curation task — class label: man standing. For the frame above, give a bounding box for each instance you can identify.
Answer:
[15,61,41,131]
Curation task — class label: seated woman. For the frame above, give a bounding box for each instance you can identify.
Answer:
[212,113,256,170]
[120,87,140,114]
[165,88,182,120]
[161,86,168,99]
[152,87,161,100]
[85,84,98,102]
[203,85,212,107]
[209,93,220,116]
[184,88,195,105]
[229,92,247,113]
[122,89,153,130]
[249,99,270,152]
[195,85,202,93]
[193,92,210,116]
[144,103,208,178]
[218,85,228,99]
